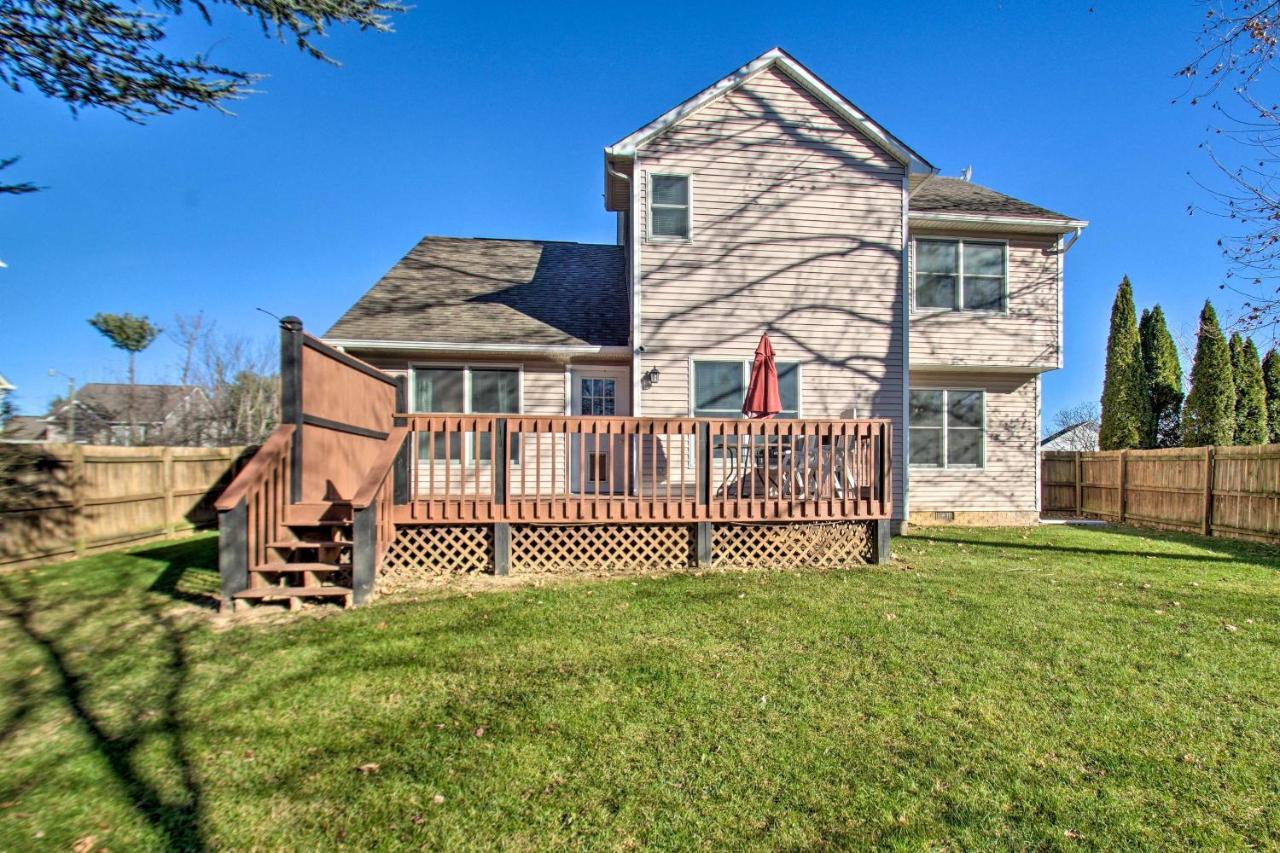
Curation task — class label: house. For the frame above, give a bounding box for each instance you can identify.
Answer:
[46,383,211,445]
[1,415,50,443]
[1041,420,1100,452]
[215,47,1085,610]
[324,47,1084,528]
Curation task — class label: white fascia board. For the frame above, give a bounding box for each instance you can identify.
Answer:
[908,362,1060,375]
[910,212,1089,234]
[322,338,632,358]
[605,48,936,177]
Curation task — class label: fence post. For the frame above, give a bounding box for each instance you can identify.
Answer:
[1074,451,1083,516]
[162,446,175,536]
[279,316,304,503]
[1118,450,1127,523]
[352,502,377,605]
[71,444,86,557]
[218,498,248,612]
[1202,445,1215,537]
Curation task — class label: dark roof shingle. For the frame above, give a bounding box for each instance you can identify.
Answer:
[72,384,200,424]
[910,177,1076,221]
[325,237,629,348]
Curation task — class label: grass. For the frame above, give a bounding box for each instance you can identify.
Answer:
[0,524,1278,849]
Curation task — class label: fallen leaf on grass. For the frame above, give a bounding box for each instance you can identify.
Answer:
[474,726,486,738]
[27,665,43,677]
[433,794,445,805]
[72,836,96,853]
[884,613,897,621]
[410,814,425,825]
[242,750,254,761]
[1224,624,1239,632]
[1064,829,1083,840]
[357,763,381,774]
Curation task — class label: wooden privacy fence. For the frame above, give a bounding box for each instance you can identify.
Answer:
[1,443,251,570]
[1042,445,1280,544]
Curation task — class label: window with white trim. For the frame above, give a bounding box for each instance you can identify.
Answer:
[413,366,520,461]
[909,389,984,468]
[692,360,799,419]
[650,174,690,239]
[915,239,1006,311]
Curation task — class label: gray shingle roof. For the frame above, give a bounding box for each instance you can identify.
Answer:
[326,237,629,348]
[910,177,1075,220]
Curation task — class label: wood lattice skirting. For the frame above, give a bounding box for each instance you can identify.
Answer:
[382,525,493,575]
[511,524,695,573]
[712,521,871,569]
[381,520,874,580]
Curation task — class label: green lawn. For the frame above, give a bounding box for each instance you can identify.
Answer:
[1,524,1278,849]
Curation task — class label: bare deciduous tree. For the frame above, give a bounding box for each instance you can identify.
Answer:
[1045,401,1101,451]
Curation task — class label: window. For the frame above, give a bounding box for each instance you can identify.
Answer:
[692,360,800,419]
[413,366,520,461]
[650,174,690,239]
[914,240,1006,311]
[909,389,984,468]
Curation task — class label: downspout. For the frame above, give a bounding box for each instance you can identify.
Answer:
[607,155,642,417]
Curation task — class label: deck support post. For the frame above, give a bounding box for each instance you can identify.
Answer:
[393,376,410,504]
[695,522,713,568]
[352,503,377,605]
[493,523,511,576]
[870,519,891,565]
[280,316,304,503]
[218,498,248,612]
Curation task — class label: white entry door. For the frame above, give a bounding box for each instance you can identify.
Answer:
[570,367,631,494]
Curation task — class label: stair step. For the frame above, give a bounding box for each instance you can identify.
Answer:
[251,562,350,574]
[234,586,352,600]
[267,540,349,549]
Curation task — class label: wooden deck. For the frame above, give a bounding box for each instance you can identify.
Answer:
[215,319,894,610]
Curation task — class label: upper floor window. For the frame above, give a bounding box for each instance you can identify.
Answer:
[692,360,799,419]
[909,389,984,468]
[650,174,690,240]
[915,239,1006,312]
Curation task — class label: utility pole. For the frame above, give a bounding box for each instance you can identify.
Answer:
[49,369,76,443]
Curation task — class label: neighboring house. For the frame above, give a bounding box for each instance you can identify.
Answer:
[1041,420,1100,452]
[0,373,13,405]
[1,415,51,443]
[324,48,1086,526]
[46,383,212,445]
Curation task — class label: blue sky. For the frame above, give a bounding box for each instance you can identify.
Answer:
[0,0,1257,424]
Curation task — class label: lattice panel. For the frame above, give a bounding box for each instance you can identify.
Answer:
[512,524,694,574]
[712,521,871,570]
[382,525,492,575]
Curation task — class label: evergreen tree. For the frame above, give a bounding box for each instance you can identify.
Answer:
[1263,348,1280,444]
[1233,336,1269,444]
[1139,304,1183,447]
[1183,301,1236,447]
[1099,277,1151,450]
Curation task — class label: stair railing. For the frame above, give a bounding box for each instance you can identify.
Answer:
[213,424,296,610]
[350,426,411,605]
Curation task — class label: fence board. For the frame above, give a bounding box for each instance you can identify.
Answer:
[1041,445,1280,545]
[1,444,251,570]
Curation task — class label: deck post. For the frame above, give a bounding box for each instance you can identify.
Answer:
[697,422,711,507]
[279,316,304,503]
[218,498,248,612]
[493,523,511,576]
[393,375,410,504]
[870,519,891,564]
[695,521,713,568]
[494,418,508,509]
[352,503,377,605]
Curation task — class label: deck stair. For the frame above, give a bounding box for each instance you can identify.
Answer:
[232,521,354,611]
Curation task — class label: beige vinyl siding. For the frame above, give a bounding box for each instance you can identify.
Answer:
[634,66,907,514]
[908,228,1060,370]
[908,370,1039,513]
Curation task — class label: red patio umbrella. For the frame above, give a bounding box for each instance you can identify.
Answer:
[742,332,783,419]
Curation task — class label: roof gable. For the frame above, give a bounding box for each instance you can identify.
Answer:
[605,48,935,176]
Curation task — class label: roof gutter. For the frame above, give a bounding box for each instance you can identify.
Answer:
[322,338,632,358]
[910,211,1089,234]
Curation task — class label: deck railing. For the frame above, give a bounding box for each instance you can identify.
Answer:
[391,415,891,523]
[213,424,295,598]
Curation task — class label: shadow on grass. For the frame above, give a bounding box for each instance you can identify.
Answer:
[138,538,222,610]
[0,540,231,850]
[910,522,1280,571]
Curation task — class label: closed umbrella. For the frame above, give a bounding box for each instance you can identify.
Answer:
[742,332,782,419]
